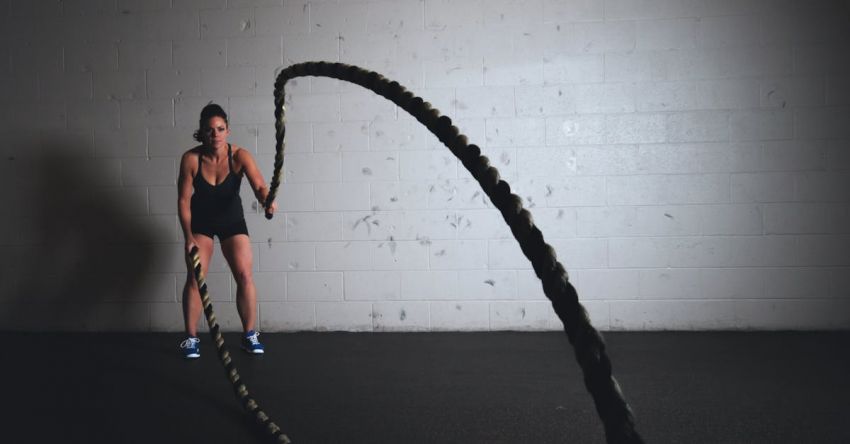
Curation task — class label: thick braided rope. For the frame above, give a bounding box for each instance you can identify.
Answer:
[264,62,644,444]
[188,247,290,444]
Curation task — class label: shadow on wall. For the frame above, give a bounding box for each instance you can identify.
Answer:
[0,137,159,331]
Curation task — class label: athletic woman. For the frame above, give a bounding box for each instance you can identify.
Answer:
[177,103,277,358]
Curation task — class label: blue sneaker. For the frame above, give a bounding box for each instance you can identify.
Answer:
[241,330,265,354]
[180,337,200,359]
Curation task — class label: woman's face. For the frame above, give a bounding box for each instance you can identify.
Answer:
[201,116,229,148]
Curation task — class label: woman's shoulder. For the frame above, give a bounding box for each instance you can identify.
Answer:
[180,146,204,167]
[231,145,255,162]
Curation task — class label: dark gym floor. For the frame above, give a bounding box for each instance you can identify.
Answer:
[1,331,848,444]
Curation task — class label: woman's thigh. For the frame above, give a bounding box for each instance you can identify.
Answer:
[186,234,215,282]
[220,234,253,279]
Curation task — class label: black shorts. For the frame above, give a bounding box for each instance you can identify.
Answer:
[192,218,249,241]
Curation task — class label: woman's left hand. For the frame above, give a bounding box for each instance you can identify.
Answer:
[265,200,278,215]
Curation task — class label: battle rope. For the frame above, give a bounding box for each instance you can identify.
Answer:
[263,62,644,443]
[187,247,290,443]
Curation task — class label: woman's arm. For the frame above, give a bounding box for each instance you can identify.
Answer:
[236,148,277,214]
[177,151,196,251]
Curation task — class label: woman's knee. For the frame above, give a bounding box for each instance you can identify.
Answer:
[184,275,198,291]
[233,268,254,287]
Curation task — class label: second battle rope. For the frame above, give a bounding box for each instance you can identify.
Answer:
[263,62,644,444]
[187,247,290,444]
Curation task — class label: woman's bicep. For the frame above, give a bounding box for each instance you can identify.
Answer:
[177,154,195,200]
[239,149,266,189]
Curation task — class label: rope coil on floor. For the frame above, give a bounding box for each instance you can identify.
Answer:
[187,247,290,444]
[263,61,645,444]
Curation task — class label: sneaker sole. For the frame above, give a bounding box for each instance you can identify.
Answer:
[241,346,264,354]
[184,353,200,359]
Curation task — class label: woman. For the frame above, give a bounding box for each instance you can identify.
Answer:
[177,103,277,359]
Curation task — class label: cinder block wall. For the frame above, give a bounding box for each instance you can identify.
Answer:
[0,0,848,332]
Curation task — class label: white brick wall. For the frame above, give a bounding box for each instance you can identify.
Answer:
[1,0,848,332]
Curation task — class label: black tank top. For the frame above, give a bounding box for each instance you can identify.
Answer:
[190,144,244,226]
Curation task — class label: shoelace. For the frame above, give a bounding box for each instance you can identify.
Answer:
[180,338,200,349]
[246,332,260,345]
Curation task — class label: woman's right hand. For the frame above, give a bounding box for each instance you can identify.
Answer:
[184,238,200,273]
[185,238,198,255]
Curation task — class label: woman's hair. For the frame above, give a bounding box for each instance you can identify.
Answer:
[193,103,229,142]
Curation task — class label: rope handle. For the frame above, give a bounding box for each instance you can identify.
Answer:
[264,191,274,220]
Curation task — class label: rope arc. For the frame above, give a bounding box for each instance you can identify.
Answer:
[263,61,645,444]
